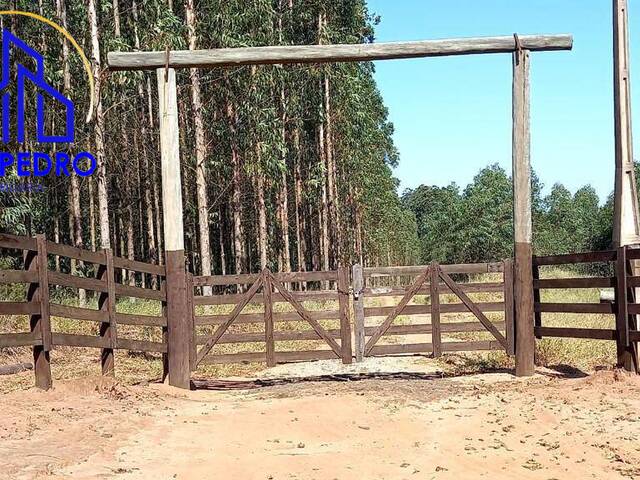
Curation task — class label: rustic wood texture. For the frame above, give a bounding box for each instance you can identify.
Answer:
[513,46,535,377]
[438,269,508,349]
[0,232,37,251]
[352,264,366,362]
[430,261,442,357]
[268,272,342,357]
[31,236,51,390]
[615,246,636,370]
[98,249,117,376]
[263,271,276,367]
[165,250,191,388]
[108,34,573,71]
[337,266,353,364]
[196,274,264,365]
[364,267,430,355]
[535,326,616,340]
[503,259,516,355]
[364,262,504,276]
[186,273,196,372]
[533,251,617,266]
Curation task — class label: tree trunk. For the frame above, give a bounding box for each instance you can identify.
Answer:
[88,178,96,251]
[256,173,268,269]
[218,206,227,276]
[226,97,245,275]
[185,0,212,293]
[88,0,110,249]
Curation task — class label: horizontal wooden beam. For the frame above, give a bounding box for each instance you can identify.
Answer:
[108,34,573,71]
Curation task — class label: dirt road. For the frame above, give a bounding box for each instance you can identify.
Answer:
[2,369,640,480]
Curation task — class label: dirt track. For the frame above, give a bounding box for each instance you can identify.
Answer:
[2,369,640,480]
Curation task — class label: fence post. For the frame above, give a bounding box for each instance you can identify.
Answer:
[503,258,516,356]
[352,264,365,362]
[263,270,276,367]
[430,261,442,357]
[99,248,117,376]
[28,235,51,390]
[157,68,190,389]
[186,273,196,372]
[338,266,353,364]
[615,246,636,371]
[160,275,168,381]
[512,46,535,377]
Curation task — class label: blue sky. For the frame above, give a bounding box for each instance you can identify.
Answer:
[367,0,639,202]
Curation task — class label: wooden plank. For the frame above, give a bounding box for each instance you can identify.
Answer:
[277,350,339,362]
[363,282,505,297]
[534,277,615,289]
[99,249,117,376]
[193,270,338,287]
[430,262,442,358]
[35,236,52,352]
[268,272,343,357]
[532,262,542,340]
[352,264,365,362]
[364,302,505,317]
[534,302,614,314]
[196,275,264,365]
[513,47,535,377]
[51,333,109,348]
[626,276,640,288]
[263,272,276,367]
[364,263,503,277]
[50,304,108,323]
[115,283,165,301]
[615,246,633,370]
[337,266,352,364]
[195,309,341,326]
[48,271,108,292]
[46,241,106,265]
[193,290,338,305]
[25,244,50,390]
[108,34,573,71]
[442,341,503,352]
[0,270,38,284]
[0,302,41,315]
[533,251,617,266]
[504,259,516,355]
[627,304,640,315]
[369,343,433,356]
[115,313,167,327]
[199,351,266,365]
[364,267,430,355]
[117,338,167,353]
[0,332,40,348]
[0,233,36,251]
[186,273,196,372]
[112,255,166,276]
[534,326,616,340]
[439,269,508,349]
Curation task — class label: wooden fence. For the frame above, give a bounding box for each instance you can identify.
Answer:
[0,233,167,389]
[533,246,640,363]
[352,260,514,361]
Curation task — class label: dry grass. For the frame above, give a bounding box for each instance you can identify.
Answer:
[0,268,621,391]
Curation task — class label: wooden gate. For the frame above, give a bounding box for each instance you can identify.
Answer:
[191,268,352,368]
[352,260,514,360]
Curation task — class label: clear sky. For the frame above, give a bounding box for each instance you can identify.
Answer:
[367,0,639,202]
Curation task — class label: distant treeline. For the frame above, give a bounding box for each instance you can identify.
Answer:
[402,163,631,265]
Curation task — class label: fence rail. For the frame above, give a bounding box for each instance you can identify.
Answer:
[0,233,167,388]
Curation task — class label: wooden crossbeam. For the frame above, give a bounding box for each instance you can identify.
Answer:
[195,275,264,365]
[364,267,430,355]
[438,269,508,349]
[267,272,342,357]
[108,34,573,71]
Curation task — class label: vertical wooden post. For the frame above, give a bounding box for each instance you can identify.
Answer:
[430,262,442,357]
[337,266,353,364]
[186,273,196,371]
[99,248,117,375]
[352,264,365,362]
[28,235,51,390]
[512,47,535,377]
[615,246,636,370]
[160,275,168,381]
[263,270,276,367]
[613,0,640,371]
[157,68,190,389]
[503,258,516,356]
[532,260,542,340]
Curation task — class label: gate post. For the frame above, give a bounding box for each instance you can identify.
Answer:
[352,264,365,362]
[512,45,535,377]
[338,266,353,364]
[157,68,190,389]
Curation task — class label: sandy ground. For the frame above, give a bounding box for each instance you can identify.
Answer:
[2,364,640,480]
